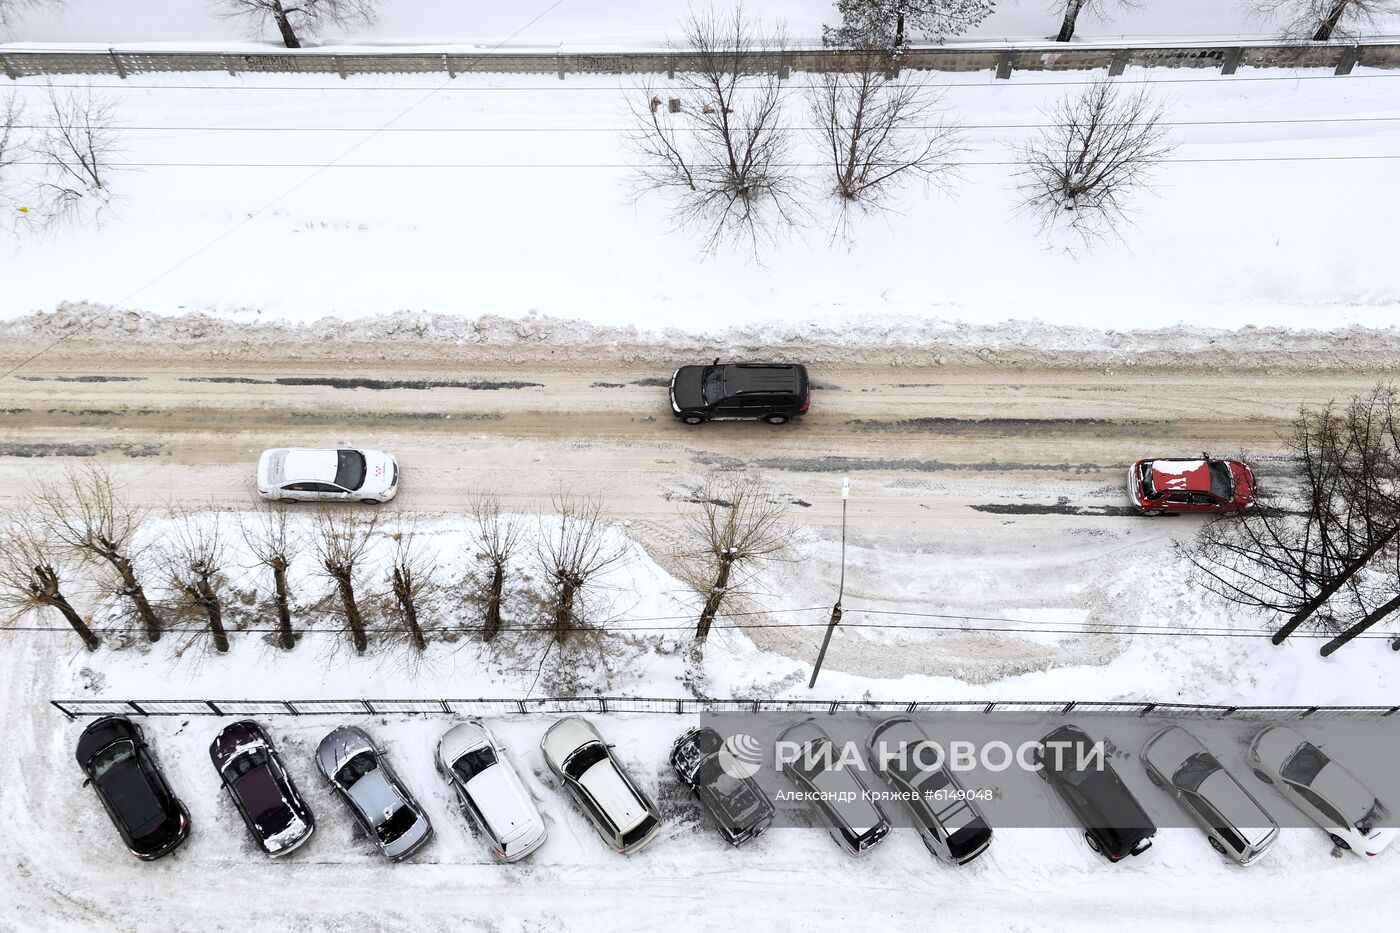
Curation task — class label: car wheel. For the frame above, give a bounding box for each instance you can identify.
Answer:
[1252,769,1273,785]
[282,498,299,504]
[1147,769,1165,789]
[360,498,381,505]
[1142,509,1166,517]
[1330,833,1351,851]
[763,414,789,425]
[1084,831,1103,855]
[682,414,705,425]
[1208,836,1228,857]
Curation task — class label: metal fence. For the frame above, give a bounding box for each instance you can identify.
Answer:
[3,40,1398,81]
[49,697,1400,719]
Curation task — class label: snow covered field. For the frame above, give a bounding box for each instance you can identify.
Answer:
[3,66,1400,334]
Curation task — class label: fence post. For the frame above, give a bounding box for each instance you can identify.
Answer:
[1138,703,1157,717]
[515,699,527,714]
[361,700,375,714]
[1220,47,1243,75]
[557,53,565,80]
[827,699,839,714]
[50,700,77,720]
[676,698,684,714]
[1300,706,1320,719]
[439,699,452,714]
[1108,50,1128,77]
[666,53,674,79]
[1220,706,1239,718]
[206,700,224,715]
[995,51,1014,80]
[1386,706,1400,717]
[1335,45,1360,76]
[334,56,348,80]
[1,56,16,81]
[444,53,454,79]
[108,48,127,79]
[283,701,298,715]
[983,701,995,713]
[127,701,148,716]
[599,697,609,714]
[1061,701,1076,715]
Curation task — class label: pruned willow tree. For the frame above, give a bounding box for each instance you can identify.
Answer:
[1053,1,1142,43]
[824,0,996,49]
[163,508,233,653]
[0,511,100,650]
[213,0,377,49]
[310,506,379,654]
[242,502,301,649]
[1248,0,1400,41]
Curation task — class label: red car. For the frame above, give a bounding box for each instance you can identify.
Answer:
[1128,455,1255,515]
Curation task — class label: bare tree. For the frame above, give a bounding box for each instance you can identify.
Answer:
[1014,76,1175,248]
[824,0,995,49]
[1180,387,1400,652]
[466,493,524,641]
[28,85,122,227]
[35,465,162,642]
[0,1,63,34]
[162,508,232,653]
[385,516,435,652]
[677,475,792,641]
[1053,1,1142,43]
[536,494,628,644]
[241,502,300,649]
[0,94,23,213]
[807,49,963,242]
[310,507,379,654]
[629,4,805,258]
[1247,0,1400,41]
[0,511,99,650]
[213,0,377,49]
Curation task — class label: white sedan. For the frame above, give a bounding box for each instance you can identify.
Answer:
[256,447,399,504]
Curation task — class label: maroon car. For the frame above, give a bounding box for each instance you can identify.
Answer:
[1128,455,1255,516]
[210,721,315,857]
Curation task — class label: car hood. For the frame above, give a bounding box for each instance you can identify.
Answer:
[1230,460,1255,502]
[670,366,706,410]
[358,450,397,494]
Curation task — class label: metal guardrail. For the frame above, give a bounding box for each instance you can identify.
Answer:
[2,40,1398,81]
[49,697,1400,718]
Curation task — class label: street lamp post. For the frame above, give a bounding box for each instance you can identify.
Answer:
[808,477,849,689]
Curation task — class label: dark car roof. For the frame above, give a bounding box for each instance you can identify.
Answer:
[721,363,806,394]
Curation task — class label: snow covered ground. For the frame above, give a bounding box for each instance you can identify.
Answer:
[3,66,1400,335]
[8,0,1400,49]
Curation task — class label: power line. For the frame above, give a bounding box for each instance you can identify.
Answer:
[7,153,1396,170]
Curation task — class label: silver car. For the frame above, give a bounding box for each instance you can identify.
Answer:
[866,716,992,864]
[316,726,431,861]
[436,721,547,862]
[1250,725,1395,858]
[540,717,662,855]
[778,720,891,855]
[257,447,399,504]
[1141,725,1278,865]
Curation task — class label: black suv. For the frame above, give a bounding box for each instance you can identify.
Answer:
[76,716,190,860]
[669,360,810,425]
[1034,724,1156,862]
[669,727,776,847]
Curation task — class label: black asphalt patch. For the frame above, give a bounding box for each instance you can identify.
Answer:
[629,377,671,388]
[846,417,1175,436]
[750,455,1119,474]
[0,443,162,458]
[181,376,542,391]
[591,382,626,388]
[16,375,147,383]
[970,503,1142,517]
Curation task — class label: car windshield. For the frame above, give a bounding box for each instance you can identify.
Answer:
[1281,742,1329,785]
[1139,462,1157,498]
[1208,460,1234,500]
[222,747,269,785]
[334,449,367,490]
[335,750,378,788]
[90,740,136,779]
[621,814,658,849]
[564,742,609,780]
[1172,752,1221,793]
[451,746,498,784]
[376,805,418,845]
[701,367,725,405]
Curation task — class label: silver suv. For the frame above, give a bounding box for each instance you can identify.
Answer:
[436,721,547,862]
[1141,725,1278,865]
[541,717,662,854]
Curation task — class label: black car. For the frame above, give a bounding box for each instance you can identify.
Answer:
[1034,724,1156,862]
[210,720,315,857]
[669,360,810,425]
[669,727,776,846]
[777,720,891,855]
[76,716,189,860]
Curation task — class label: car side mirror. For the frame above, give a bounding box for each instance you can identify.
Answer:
[81,777,91,788]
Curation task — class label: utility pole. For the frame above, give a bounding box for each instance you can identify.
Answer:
[808,477,849,689]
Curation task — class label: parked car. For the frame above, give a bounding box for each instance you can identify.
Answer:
[1128,454,1254,515]
[669,360,811,425]
[866,716,993,865]
[436,721,547,862]
[541,717,662,854]
[257,447,399,503]
[776,720,891,855]
[669,726,775,847]
[1140,725,1277,865]
[75,716,189,860]
[315,726,431,860]
[1249,726,1394,857]
[1034,724,1156,862]
[209,720,315,857]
